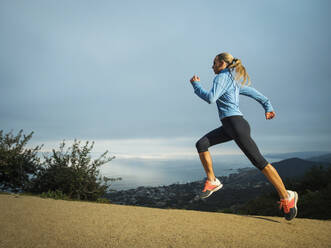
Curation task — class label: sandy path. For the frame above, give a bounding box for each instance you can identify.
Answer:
[0,194,330,248]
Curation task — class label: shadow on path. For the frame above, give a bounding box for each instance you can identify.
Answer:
[245,215,281,223]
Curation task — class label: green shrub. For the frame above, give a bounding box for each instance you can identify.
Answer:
[40,189,70,200]
[0,130,42,192]
[220,208,234,214]
[96,197,110,204]
[31,139,120,201]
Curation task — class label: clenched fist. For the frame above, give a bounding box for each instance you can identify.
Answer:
[265,111,276,120]
[190,75,200,83]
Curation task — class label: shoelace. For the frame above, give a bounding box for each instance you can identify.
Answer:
[278,199,290,213]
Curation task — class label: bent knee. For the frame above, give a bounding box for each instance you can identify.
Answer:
[196,137,209,153]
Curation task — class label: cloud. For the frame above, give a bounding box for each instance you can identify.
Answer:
[30,137,241,161]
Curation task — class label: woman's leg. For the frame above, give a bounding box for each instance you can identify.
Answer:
[235,137,289,199]
[199,151,216,182]
[225,116,289,199]
[262,163,288,199]
[196,126,232,181]
[262,163,298,221]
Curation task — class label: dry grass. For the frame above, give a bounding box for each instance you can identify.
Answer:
[0,194,331,248]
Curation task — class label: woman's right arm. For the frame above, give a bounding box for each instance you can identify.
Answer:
[190,74,227,104]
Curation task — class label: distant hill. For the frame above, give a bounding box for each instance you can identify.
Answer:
[264,151,330,160]
[224,157,331,186]
[272,157,331,177]
[306,153,331,163]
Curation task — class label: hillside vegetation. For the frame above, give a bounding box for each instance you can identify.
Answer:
[107,160,331,220]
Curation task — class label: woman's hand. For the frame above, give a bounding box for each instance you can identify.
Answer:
[190,75,200,83]
[265,111,276,120]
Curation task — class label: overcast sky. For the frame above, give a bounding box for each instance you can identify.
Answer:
[1,0,330,164]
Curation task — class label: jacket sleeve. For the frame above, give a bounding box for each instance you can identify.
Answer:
[191,75,228,104]
[239,85,274,112]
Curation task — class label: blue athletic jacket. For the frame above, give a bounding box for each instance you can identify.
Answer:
[191,68,274,120]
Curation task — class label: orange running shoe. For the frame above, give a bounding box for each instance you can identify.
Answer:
[200,178,223,199]
[278,190,298,221]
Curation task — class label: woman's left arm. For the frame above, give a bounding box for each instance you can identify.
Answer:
[239,85,275,119]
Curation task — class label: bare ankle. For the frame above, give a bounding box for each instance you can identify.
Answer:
[280,192,289,200]
[207,177,216,182]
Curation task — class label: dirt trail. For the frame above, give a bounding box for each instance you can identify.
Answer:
[0,194,330,248]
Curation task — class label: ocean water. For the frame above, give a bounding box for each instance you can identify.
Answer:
[100,154,285,190]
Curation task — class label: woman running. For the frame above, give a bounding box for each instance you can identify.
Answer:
[190,52,298,221]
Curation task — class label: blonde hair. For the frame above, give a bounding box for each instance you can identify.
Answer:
[217,52,251,86]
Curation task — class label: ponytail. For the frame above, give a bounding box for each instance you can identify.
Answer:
[217,53,251,86]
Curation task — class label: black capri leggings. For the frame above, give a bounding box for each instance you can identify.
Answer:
[195,115,269,170]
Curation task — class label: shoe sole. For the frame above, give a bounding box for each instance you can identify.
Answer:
[293,191,298,219]
[200,184,223,199]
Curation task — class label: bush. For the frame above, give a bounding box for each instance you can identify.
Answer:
[31,139,120,201]
[40,189,70,200]
[96,197,110,204]
[220,208,234,214]
[0,130,42,192]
